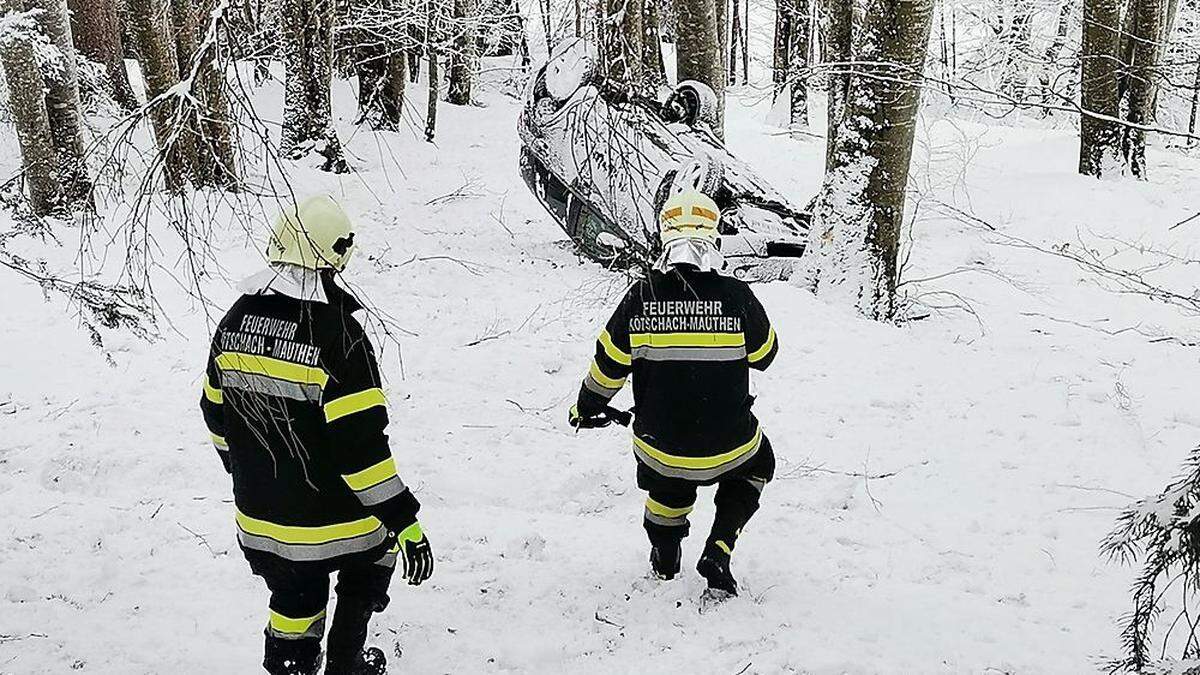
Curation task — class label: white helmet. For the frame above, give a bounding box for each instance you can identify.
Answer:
[266,195,356,271]
[659,189,720,245]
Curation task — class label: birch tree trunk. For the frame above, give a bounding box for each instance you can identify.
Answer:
[66,0,139,110]
[1078,0,1121,177]
[802,0,934,320]
[128,0,191,190]
[1119,0,1167,178]
[447,0,477,104]
[673,0,724,133]
[280,0,346,171]
[28,0,90,206]
[0,1,61,214]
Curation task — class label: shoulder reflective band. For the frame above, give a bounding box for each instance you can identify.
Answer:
[598,329,631,366]
[268,609,326,639]
[748,328,777,364]
[203,375,223,404]
[341,456,406,506]
[216,352,329,385]
[633,427,764,481]
[324,387,387,423]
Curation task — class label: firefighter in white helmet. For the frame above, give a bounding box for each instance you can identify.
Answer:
[200,195,433,674]
[570,189,780,598]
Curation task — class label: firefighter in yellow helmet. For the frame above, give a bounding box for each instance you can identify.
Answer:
[570,189,779,598]
[200,195,433,674]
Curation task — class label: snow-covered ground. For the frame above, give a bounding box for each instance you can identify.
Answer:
[3,67,1200,674]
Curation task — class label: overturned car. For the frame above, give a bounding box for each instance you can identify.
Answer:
[518,39,811,282]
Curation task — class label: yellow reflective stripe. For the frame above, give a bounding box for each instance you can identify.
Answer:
[215,352,329,388]
[235,510,382,544]
[589,361,626,389]
[342,456,398,491]
[269,609,326,635]
[747,328,777,363]
[324,388,387,423]
[203,375,223,404]
[211,433,228,449]
[598,330,631,366]
[646,498,693,519]
[715,540,732,555]
[634,427,763,470]
[629,333,745,348]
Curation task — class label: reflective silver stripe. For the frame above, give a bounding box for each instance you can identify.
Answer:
[354,475,407,507]
[237,527,388,562]
[583,373,620,398]
[632,435,764,482]
[644,508,690,528]
[631,345,747,362]
[214,443,229,453]
[219,371,322,402]
[267,616,326,641]
[746,477,768,493]
[375,547,399,568]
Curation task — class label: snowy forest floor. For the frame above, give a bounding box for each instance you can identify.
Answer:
[3,66,1200,674]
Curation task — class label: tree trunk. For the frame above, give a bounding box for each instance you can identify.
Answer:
[673,0,724,133]
[425,0,439,142]
[1038,0,1072,113]
[602,0,643,89]
[66,0,139,110]
[740,0,747,82]
[643,0,666,88]
[191,0,238,187]
[818,0,851,171]
[1078,0,1121,176]
[787,0,809,126]
[1119,0,1166,178]
[1189,57,1200,138]
[448,0,477,105]
[729,0,740,84]
[0,1,61,215]
[773,0,789,99]
[997,2,1034,102]
[28,0,90,206]
[802,0,934,320]
[127,0,191,189]
[280,0,346,171]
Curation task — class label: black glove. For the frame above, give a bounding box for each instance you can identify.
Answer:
[396,522,433,586]
[568,404,634,430]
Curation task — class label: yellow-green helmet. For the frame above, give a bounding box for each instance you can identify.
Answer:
[659,190,720,246]
[266,195,356,271]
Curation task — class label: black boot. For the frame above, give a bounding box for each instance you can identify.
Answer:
[696,543,737,597]
[263,635,323,675]
[325,646,387,675]
[650,541,682,580]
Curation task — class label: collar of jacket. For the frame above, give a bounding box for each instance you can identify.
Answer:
[239,265,364,314]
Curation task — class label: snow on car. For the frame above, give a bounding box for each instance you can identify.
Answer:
[518,39,812,282]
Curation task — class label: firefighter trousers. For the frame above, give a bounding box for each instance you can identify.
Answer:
[636,435,776,555]
[245,543,397,675]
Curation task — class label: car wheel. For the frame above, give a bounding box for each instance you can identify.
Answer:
[665,81,720,128]
[671,157,724,197]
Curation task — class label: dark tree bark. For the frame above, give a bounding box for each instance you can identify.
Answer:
[773,0,790,99]
[1078,0,1121,176]
[729,0,740,84]
[29,0,91,206]
[280,0,346,171]
[127,0,190,189]
[740,0,747,82]
[643,0,666,87]
[447,0,477,104]
[803,0,935,320]
[190,0,238,187]
[0,0,62,214]
[66,0,139,110]
[601,0,643,89]
[425,1,439,142]
[673,0,724,133]
[786,0,809,126]
[997,1,1034,101]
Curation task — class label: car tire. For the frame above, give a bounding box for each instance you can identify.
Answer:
[671,157,724,197]
[666,81,720,128]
